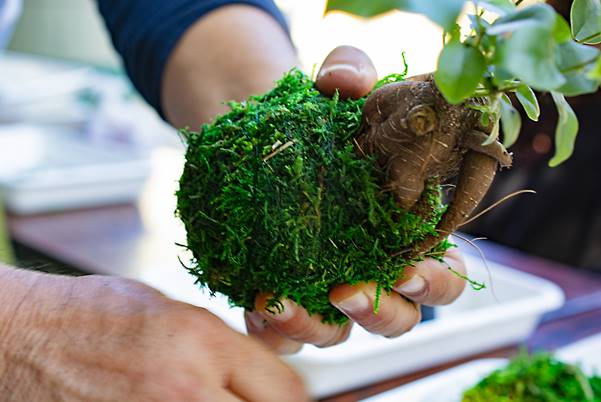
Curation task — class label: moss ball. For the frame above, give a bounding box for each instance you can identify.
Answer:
[176,69,448,324]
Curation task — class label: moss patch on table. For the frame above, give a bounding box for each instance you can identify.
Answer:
[463,353,601,402]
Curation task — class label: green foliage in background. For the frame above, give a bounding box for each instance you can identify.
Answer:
[326,0,601,166]
[0,199,14,265]
[176,70,451,324]
[462,353,601,402]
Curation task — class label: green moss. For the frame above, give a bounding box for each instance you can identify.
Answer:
[463,353,601,402]
[176,69,449,324]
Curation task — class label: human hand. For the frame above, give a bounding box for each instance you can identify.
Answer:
[1,273,309,402]
[245,46,467,354]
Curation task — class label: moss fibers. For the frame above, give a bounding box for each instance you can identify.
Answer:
[176,69,450,324]
[462,354,601,402]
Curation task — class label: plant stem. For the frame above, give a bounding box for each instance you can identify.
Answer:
[474,83,521,96]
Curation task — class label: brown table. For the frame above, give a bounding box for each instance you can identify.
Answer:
[7,150,601,401]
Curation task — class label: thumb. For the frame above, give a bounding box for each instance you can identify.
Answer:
[316,46,378,100]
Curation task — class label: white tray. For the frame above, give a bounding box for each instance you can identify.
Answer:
[139,253,564,398]
[364,333,601,402]
[0,124,150,214]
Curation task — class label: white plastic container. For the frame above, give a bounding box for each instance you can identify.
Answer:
[284,254,565,397]
[139,252,564,398]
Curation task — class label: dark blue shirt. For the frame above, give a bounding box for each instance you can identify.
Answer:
[97,0,288,119]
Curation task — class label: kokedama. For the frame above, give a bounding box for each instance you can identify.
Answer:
[176,0,601,323]
[176,70,511,324]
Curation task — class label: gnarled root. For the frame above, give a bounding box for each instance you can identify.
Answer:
[411,152,499,256]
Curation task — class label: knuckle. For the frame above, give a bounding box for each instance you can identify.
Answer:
[274,317,322,344]
[280,369,307,399]
[275,341,304,355]
[352,308,382,329]
[432,270,466,305]
[169,307,227,339]
[131,372,203,402]
[316,324,352,348]
[429,280,450,305]
[369,311,404,335]
[387,305,422,338]
[372,302,421,338]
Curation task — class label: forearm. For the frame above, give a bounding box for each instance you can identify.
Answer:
[0,265,73,392]
[161,5,298,128]
[0,265,38,396]
[0,265,43,341]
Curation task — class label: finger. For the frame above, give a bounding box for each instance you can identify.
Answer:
[329,282,421,338]
[210,389,245,402]
[393,248,467,306]
[316,45,378,99]
[255,294,352,348]
[226,334,310,402]
[245,311,303,355]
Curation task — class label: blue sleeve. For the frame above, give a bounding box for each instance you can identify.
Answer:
[97,0,289,119]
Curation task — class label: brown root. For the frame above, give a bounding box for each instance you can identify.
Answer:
[356,76,514,258]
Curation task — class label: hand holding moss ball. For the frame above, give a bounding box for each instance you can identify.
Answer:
[177,47,468,353]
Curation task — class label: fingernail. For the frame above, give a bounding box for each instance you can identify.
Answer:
[334,291,370,315]
[318,63,360,78]
[263,299,296,322]
[394,275,426,296]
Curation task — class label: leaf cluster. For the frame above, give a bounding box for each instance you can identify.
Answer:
[462,353,601,402]
[176,70,449,324]
[326,0,601,166]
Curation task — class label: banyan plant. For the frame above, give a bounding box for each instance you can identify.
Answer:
[176,0,601,324]
[327,0,601,166]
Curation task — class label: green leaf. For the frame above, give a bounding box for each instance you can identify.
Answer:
[325,0,465,30]
[557,72,600,96]
[411,0,466,31]
[487,4,556,35]
[553,14,573,44]
[515,85,540,122]
[325,0,407,17]
[500,94,521,148]
[555,41,600,71]
[555,41,601,95]
[499,26,566,90]
[549,92,579,167]
[435,41,487,104]
[588,56,601,79]
[571,0,601,44]
[477,0,516,15]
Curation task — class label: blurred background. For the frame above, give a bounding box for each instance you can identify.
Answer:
[8,0,444,76]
